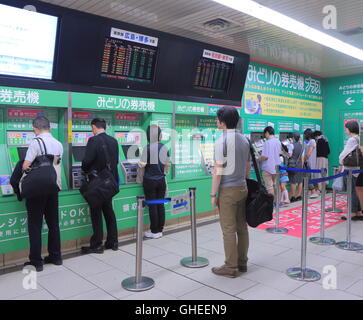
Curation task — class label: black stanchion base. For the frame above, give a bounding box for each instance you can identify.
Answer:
[309,237,336,246]
[266,227,289,234]
[180,257,209,268]
[286,267,321,282]
[325,208,343,213]
[335,241,363,251]
[121,276,155,292]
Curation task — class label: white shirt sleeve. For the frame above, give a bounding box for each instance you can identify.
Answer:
[339,136,358,165]
[24,139,40,163]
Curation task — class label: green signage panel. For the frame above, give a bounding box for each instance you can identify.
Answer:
[72,92,173,113]
[0,86,68,108]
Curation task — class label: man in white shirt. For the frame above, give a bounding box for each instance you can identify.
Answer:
[23,117,63,272]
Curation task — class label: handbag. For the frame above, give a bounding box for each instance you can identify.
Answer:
[343,137,363,167]
[80,135,119,208]
[19,138,59,199]
[245,139,274,228]
[332,174,346,192]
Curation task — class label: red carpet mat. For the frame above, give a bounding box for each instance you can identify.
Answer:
[257,195,347,237]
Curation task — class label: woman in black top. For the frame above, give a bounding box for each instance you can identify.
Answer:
[140,125,170,239]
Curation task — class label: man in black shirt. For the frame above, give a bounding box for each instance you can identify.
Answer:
[81,118,119,254]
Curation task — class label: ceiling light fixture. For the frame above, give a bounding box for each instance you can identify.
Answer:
[211,0,363,62]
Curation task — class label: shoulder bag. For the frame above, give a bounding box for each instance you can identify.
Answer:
[343,136,363,167]
[20,138,59,199]
[287,144,303,169]
[80,135,119,208]
[222,134,273,228]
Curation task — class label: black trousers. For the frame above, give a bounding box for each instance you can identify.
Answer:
[25,193,61,266]
[89,199,118,248]
[143,178,166,233]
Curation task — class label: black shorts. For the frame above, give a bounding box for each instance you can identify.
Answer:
[357,173,363,187]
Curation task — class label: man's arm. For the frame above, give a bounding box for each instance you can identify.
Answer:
[211,162,223,209]
[22,140,38,171]
[81,138,97,173]
[246,161,251,179]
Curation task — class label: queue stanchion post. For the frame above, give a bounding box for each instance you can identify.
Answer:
[325,166,342,213]
[181,188,209,268]
[122,196,155,291]
[287,176,321,281]
[336,169,363,251]
[266,165,288,234]
[310,169,336,245]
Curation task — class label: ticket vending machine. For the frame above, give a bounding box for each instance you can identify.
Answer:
[71,132,93,189]
[0,131,35,196]
[250,132,265,157]
[115,131,142,184]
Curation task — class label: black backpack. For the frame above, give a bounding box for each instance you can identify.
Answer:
[245,139,274,228]
[80,135,119,208]
[20,138,59,199]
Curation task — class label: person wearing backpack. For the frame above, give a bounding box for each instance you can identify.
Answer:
[81,118,120,254]
[22,117,63,272]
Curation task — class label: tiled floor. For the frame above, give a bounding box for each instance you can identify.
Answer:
[1,194,363,300]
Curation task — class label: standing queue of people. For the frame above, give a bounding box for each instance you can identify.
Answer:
[9,112,363,276]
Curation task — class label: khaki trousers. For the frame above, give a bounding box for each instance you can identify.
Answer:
[218,186,249,270]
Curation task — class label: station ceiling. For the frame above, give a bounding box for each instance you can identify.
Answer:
[40,0,363,78]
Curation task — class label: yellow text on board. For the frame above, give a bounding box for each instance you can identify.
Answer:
[244,91,322,119]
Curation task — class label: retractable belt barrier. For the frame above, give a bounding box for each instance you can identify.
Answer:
[144,198,171,205]
[181,188,209,268]
[309,168,336,246]
[266,165,288,234]
[279,166,322,173]
[335,169,363,252]
[122,196,155,292]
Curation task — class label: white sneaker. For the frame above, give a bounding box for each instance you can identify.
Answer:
[144,232,162,239]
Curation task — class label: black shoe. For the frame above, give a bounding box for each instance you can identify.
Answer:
[290,197,296,203]
[341,216,347,220]
[104,242,119,251]
[295,196,302,202]
[23,261,43,272]
[44,256,63,266]
[238,266,248,273]
[81,246,104,254]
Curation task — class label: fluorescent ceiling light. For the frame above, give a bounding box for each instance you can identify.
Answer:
[211,0,363,62]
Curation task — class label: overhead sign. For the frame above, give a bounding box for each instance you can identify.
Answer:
[110,27,158,47]
[203,49,234,63]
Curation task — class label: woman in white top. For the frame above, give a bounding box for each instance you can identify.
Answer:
[303,129,319,198]
[339,120,362,220]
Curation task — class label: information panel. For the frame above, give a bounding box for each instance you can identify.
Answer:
[194,58,233,92]
[100,37,157,82]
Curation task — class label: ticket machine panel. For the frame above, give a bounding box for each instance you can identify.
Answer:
[115,131,142,184]
[71,132,93,189]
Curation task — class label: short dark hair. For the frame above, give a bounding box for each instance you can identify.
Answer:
[91,118,106,129]
[33,117,50,130]
[287,132,293,140]
[216,106,240,129]
[345,120,359,134]
[263,126,274,135]
[146,124,161,143]
[304,128,313,140]
[292,132,300,142]
[313,130,322,138]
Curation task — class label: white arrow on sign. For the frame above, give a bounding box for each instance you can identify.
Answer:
[345,97,355,106]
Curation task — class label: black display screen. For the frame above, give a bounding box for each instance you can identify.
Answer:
[193,58,233,92]
[72,146,86,163]
[122,145,140,159]
[17,147,28,161]
[100,37,157,83]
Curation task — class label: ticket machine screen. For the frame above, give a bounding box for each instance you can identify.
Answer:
[72,146,86,163]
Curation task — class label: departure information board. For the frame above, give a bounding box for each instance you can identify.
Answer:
[193,57,233,92]
[100,37,157,82]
